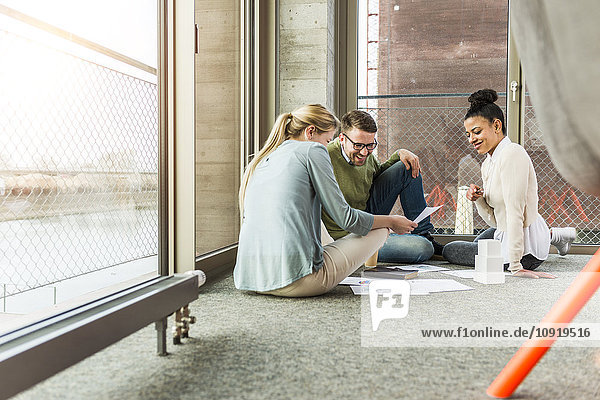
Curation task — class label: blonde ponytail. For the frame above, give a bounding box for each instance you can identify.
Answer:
[239,104,339,215]
[239,113,291,213]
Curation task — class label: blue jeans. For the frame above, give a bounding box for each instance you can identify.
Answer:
[442,228,544,270]
[365,162,435,263]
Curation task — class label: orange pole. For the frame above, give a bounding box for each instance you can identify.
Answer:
[487,248,600,398]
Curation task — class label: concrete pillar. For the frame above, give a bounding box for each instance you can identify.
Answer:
[279,0,335,113]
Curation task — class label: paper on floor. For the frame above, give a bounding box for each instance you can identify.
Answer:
[440,269,513,279]
[347,278,472,295]
[395,264,449,273]
[409,279,473,293]
[350,284,429,296]
[339,276,373,286]
[439,269,477,279]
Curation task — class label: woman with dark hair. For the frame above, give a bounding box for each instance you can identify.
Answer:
[234,104,417,296]
[442,89,575,278]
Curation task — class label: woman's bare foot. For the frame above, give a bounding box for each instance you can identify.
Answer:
[513,269,557,279]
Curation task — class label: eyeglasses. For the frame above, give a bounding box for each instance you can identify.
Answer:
[342,134,378,151]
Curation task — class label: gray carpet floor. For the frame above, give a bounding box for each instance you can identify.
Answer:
[14,254,600,400]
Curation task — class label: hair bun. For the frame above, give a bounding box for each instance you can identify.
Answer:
[468,89,498,107]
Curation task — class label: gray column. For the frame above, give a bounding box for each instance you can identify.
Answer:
[279,0,336,113]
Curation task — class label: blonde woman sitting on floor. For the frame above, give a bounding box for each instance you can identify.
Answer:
[234,104,416,297]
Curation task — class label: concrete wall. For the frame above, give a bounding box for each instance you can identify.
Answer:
[193,0,337,255]
[279,0,336,114]
[377,0,508,96]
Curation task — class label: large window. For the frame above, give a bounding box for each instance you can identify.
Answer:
[358,0,508,235]
[357,0,597,245]
[0,1,159,316]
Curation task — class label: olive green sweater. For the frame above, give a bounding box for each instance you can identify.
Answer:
[323,138,401,239]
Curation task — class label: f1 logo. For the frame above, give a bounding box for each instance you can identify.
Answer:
[369,279,410,331]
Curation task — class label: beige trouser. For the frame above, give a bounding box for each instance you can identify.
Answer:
[262,228,389,297]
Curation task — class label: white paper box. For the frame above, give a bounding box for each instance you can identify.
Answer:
[475,255,504,273]
[474,272,505,284]
[477,239,502,257]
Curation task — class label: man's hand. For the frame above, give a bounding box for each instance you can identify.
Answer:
[388,215,417,235]
[397,149,420,178]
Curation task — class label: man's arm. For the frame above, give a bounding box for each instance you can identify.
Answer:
[396,149,420,178]
[377,149,420,178]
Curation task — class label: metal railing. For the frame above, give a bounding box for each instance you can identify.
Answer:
[0,28,158,300]
[359,94,599,244]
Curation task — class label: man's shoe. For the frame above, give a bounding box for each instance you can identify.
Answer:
[421,231,444,256]
[550,227,576,256]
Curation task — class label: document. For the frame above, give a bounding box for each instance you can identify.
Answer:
[413,205,443,224]
[408,279,473,293]
[349,284,429,296]
[439,269,477,279]
[350,285,369,295]
[395,264,449,273]
[339,276,373,286]
[346,278,472,295]
[440,270,512,279]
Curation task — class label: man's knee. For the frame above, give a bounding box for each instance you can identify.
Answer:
[408,237,434,262]
[386,161,420,182]
[378,234,433,263]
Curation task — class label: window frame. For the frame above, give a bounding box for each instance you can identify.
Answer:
[0,1,200,397]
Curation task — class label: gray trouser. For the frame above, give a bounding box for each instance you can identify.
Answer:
[263,228,389,297]
[442,228,544,271]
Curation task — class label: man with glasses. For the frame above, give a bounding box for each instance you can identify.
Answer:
[322,110,443,263]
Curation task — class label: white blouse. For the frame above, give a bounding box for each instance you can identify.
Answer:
[493,215,549,268]
[475,137,550,271]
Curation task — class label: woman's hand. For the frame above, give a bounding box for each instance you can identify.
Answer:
[371,215,417,234]
[513,269,557,279]
[388,215,417,235]
[466,184,484,201]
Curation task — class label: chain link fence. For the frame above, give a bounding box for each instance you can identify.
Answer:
[359,94,599,244]
[0,29,158,300]
[523,100,600,244]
